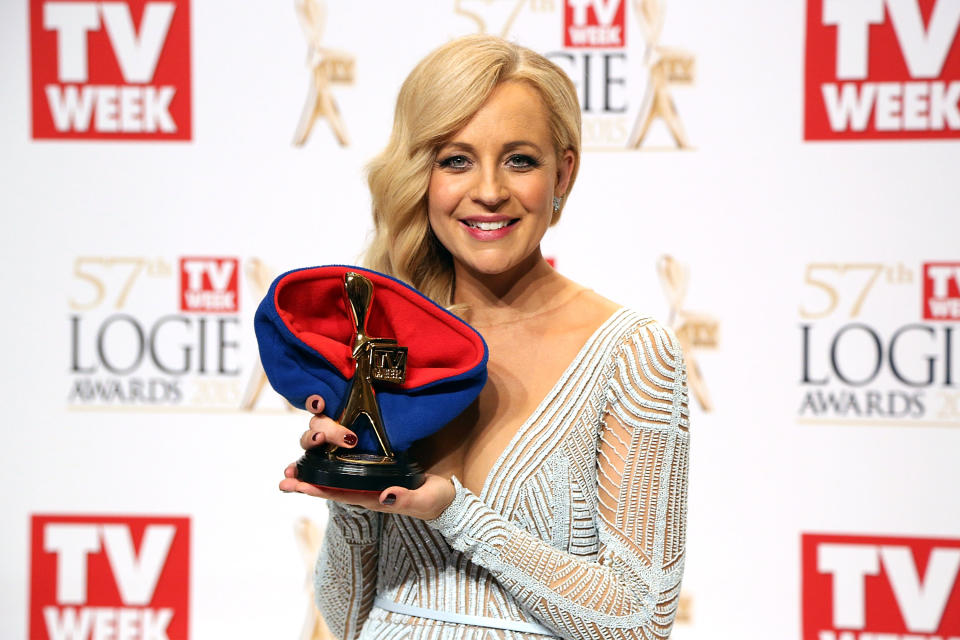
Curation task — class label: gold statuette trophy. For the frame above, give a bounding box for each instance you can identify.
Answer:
[296,272,424,491]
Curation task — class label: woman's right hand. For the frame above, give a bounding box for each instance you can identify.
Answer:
[279,394,453,518]
[297,394,359,451]
[277,394,359,497]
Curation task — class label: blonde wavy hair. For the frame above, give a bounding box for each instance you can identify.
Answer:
[363,34,582,306]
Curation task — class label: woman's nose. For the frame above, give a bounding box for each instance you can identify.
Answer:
[470,168,509,209]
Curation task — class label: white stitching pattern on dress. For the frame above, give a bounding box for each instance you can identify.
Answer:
[315,310,690,639]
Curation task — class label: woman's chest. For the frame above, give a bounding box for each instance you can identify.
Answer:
[411,329,607,496]
[387,428,603,561]
[410,367,544,496]
[404,318,616,495]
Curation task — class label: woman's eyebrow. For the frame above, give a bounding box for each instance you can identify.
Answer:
[438,141,476,154]
[439,140,544,154]
[502,140,543,154]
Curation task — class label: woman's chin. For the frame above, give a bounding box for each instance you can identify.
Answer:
[456,253,538,279]
[462,262,512,278]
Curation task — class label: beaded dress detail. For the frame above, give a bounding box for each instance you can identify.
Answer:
[314,309,690,639]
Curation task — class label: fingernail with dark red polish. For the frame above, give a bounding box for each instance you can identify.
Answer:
[312,432,320,442]
[382,494,396,505]
[311,398,319,411]
[343,433,357,446]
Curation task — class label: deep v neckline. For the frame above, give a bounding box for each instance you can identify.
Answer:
[476,307,627,504]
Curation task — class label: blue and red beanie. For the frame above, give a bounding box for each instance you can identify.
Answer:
[254,265,488,452]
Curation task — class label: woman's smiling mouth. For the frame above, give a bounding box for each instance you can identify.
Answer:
[459,216,520,239]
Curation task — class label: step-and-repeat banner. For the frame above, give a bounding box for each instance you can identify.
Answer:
[2,1,958,639]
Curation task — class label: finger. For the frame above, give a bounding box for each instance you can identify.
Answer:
[299,427,327,450]
[322,490,382,510]
[299,417,357,449]
[380,480,436,511]
[379,475,455,519]
[378,486,403,508]
[278,474,331,497]
[300,414,357,450]
[305,395,325,414]
[289,481,380,508]
[291,480,327,498]
[284,463,297,478]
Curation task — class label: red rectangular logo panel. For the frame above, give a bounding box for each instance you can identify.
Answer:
[564,0,626,48]
[179,257,239,312]
[924,262,960,320]
[805,0,960,140]
[29,0,192,140]
[30,515,190,640]
[802,533,960,639]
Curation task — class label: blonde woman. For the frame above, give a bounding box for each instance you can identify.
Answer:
[280,34,690,640]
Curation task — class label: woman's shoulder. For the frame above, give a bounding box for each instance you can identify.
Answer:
[548,274,680,362]
[575,289,677,350]
[581,305,684,381]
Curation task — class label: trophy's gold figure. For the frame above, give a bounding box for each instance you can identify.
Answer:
[630,0,694,149]
[293,0,354,147]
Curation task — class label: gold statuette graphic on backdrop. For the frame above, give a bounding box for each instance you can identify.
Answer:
[659,255,716,411]
[293,0,354,147]
[630,0,695,149]
[453,0,526,37]
[241,258,293,412]
[294,518,335,640]
[454,0,695,150]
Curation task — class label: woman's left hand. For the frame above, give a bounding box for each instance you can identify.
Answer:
[280,463,456,521]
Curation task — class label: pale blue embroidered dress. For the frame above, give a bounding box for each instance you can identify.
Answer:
[314,309,690,639]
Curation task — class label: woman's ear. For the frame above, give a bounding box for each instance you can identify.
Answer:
[555,148,576,197]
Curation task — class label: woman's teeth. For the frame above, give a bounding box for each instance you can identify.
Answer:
[465,220,512,230]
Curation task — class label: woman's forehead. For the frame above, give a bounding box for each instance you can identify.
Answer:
[442,82,552,147]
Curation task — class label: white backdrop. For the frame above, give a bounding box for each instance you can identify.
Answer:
[2,1,959,639]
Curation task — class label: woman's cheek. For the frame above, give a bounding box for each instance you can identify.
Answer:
[428,181,463,217]
[511,173,552,207]
[521,187,553,213]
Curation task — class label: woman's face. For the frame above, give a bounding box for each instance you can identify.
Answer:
[427,81,575,279]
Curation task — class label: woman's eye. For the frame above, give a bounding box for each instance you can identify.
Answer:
[438,155,470,169]
[506,154,539,169]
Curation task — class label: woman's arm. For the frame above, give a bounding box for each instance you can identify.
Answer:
[425,320,690,640]
[314,501,381,640]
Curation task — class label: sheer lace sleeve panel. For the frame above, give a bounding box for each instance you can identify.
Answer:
[426,320,690,639]
[314,501,381,639]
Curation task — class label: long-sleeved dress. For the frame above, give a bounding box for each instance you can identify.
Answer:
[314,309,690,639]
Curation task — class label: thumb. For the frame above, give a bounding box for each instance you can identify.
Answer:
[378,486,404,508]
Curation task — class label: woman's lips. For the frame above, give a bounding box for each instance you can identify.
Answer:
[459,217,519,241]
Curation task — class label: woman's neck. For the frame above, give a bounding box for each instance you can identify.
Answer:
[452,249,584,328]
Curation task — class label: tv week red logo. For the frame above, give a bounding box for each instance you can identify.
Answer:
[30,515,190,640]
[805,0,960,140]
[802,533,960,640]
[564,0,626,48]
[924,262,960,320]
[29,0,191,140]
[179,257,239,313]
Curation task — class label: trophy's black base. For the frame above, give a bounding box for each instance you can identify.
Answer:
[296,447,425,492]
